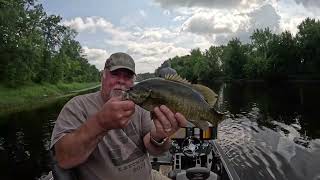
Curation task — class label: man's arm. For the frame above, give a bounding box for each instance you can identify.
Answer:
[54,97,135,169]
[54,115,106,169]
[143,132,171,156]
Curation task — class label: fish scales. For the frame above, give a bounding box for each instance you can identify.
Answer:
[127,78,223,129]
[141,79,206,115]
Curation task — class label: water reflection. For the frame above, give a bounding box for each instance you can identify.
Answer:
[215,82,320,180]
[1,83,320,180]
[0,97,71,180]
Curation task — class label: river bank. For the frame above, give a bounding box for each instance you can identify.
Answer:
[0,82,100,116]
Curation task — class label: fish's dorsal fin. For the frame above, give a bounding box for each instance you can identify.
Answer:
[192,84,218,106]
[164,74,191,85]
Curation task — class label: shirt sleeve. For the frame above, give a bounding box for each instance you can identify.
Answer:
[50,97,87,149]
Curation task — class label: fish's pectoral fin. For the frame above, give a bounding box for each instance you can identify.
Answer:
[194,120,210,131]
[187,120,196,127]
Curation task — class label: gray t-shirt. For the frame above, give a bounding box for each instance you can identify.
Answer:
[51,91,154,180]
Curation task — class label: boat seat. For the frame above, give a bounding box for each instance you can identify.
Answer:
[171,168,218,180]
[186,167,210,180]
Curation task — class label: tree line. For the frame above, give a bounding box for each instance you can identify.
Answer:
[3,0,320,85]
[158,18,320,83]
[0,0,100,87]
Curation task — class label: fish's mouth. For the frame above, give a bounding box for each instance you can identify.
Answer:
[126,90,138,101]
[125,88,151,105]
[110,89,127,100]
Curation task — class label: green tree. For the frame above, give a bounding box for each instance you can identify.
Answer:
[205,46,223,75]
[275,31,300,75]
[0,0,100,86]
[221,38,248,79]
[296,18,320,76]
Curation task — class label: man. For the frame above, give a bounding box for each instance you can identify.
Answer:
[158,67,177,78]
[156,61,177,78]
[50,52,188,180]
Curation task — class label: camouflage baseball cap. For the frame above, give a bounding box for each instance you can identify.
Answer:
[104,52,135,74]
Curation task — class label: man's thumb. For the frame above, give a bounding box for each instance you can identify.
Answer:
[109,96,123,102]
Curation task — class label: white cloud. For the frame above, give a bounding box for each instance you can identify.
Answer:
[63,16,132,40]
[295,0,320,9]
[65,17,193,73]
[154,0,266,9]
[230,4,280,43]
[136,57,162,74]
[82,46,109,70]
[176,4,280,44]
[173,16,187,22]
[62,16,113,33]
[127,41,189,58]
[248,4,281,33]
[181,11,238,35]
[139,10,147,17]
[280,16,306,35]
[140,29,163,41]
[64,0,320,73]
[276,0,319,35]
[68,16,213,73]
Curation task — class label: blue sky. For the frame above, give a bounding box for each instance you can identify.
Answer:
[40,0,320,73]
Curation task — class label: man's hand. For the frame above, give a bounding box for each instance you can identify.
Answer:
[96,96,135,130]
[150,105,188,141]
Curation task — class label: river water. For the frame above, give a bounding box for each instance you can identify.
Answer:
[0,82,320,180]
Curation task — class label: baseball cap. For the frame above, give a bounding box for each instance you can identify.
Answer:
[104,52,135,74]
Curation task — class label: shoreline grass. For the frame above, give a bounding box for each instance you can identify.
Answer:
[0,82,100,116]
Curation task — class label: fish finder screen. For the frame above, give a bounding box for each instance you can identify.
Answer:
[201,127,214,140]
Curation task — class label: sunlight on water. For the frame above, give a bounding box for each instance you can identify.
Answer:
[215,83,320,180]
[1,83,320,180]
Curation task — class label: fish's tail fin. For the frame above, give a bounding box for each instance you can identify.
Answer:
[195,108,225,130]
[210,107,225,126]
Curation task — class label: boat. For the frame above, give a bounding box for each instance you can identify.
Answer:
[41,126,240,180]
[150,126,240,180]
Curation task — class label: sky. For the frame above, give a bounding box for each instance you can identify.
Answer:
[40,0,320,74]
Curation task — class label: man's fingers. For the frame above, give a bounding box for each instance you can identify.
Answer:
[122,109,135,117]
[175,112,188,127]
[109,96,122,101]
[154,107,172,130]
[119,100,135,110]
[154,119,164,131]
[159,105,178,129]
